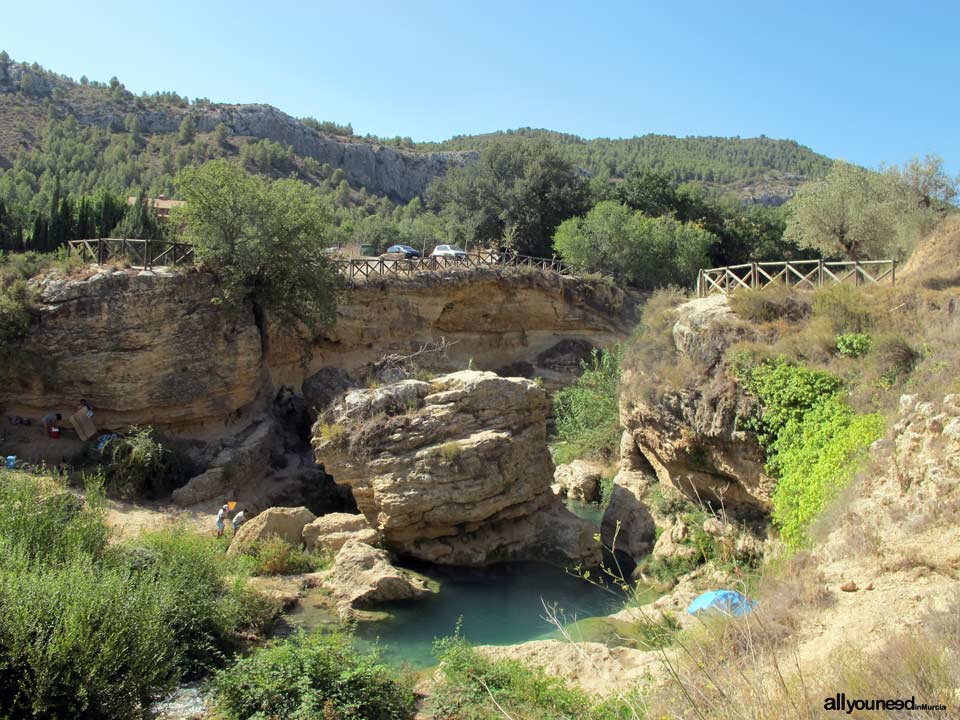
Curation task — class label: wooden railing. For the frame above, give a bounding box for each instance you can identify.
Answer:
[335,251,569,280]
[697,259,897,297]
[67,239,572,278]
[68,238,195,269]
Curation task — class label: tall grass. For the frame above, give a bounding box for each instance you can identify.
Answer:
[0,471,278,718]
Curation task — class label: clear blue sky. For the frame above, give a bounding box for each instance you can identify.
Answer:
[4,0,958,173]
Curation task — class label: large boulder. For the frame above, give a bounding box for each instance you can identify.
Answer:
[619,296,774,517]
[554,459,604,502]
[323,539,436,619]
[312,370,600,566]
[302,513,379,552]
[227,506,316,555]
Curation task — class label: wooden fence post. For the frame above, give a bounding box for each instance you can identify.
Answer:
[818,259,824,288]
[891,259,897,286]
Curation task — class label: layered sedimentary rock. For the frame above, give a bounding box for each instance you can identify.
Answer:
[312,370,600,566]
[1,267,633,435]
[302,512,379,552]
[618,295,773,517]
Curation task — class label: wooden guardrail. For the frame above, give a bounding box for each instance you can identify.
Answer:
[67,239,571,278]
[68,238,195,269]
[334,251,569,279]
[696,259,897,298]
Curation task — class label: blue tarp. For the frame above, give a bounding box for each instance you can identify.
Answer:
[686,590,757,618]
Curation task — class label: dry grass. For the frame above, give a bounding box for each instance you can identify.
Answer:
[729,285,811,324]
[644,580,958,720]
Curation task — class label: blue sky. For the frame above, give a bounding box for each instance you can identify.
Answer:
[4,0,958,172]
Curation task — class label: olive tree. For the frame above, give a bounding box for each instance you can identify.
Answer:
[174,159,342,331]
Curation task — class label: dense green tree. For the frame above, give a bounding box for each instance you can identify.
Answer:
[553,201,716,288]
[783,161,931,260]
[177,115,195,145]
[175,160,342,331]
[618,169,682,217]
[113,190,165,239]
[427,140,590,256]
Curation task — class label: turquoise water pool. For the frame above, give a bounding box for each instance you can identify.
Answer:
[353,561,628,667]
[280,499,650,669]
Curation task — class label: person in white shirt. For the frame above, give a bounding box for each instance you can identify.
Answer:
[232,509,247,533]
[216,504,229,538]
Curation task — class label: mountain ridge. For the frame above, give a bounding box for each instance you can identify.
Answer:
[0,52,830,204]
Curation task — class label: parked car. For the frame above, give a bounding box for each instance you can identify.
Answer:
[385,244,422,259]
[430,244,468,258]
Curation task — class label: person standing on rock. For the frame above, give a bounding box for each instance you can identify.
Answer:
[216,503,229,539]
[231,508,246,533]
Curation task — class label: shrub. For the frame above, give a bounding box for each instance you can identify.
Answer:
[317,421,345,444]
[738,357,885,548]
[729,284,811,323]
[770,397,884,548]
[835,332,873,358]
[246,535,317,576]
[102,426,192,498]
[439,441,462,463]
[0,474,278,717]
[737,356,844,453]
[430,635,637,720]
[212,631,415,720]
[811,283,875,333]
[0,278,35,344]
[552,347,621,464]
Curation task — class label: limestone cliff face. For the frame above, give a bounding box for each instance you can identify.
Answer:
[311,371,601,566]
[2,269,264,432]
[0,267,634,435]
[614,296,773,523]
[269,269,633,392]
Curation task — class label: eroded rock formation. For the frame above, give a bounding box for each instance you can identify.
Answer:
[323,539,437,619]
[618,295,773,518]
[227,506,316,555]
[1,268,634,435]
[302,512,379,552]
[312,370,601,566]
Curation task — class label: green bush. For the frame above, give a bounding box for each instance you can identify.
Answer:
[0,472,278,718]
[430,635,638,720]
[212,631,415,720]
[552,348,621,465]
[738,358,885,548]
[836,332,873,358]
[245,535,317,576]
[737,356,844,456]
[771,397,884,548]
[0,278,35,344]
[102,426,193,498]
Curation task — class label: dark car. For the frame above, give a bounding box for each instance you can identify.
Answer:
[386,244,422,259]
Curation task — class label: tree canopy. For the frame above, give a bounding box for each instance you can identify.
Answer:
[553,201,716,289]
[783,160,949,261]
[426,140,590,256]
[175,160,342,331]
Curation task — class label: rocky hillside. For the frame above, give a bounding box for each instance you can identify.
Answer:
[0,53,831,204]
[0,56,475,202]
